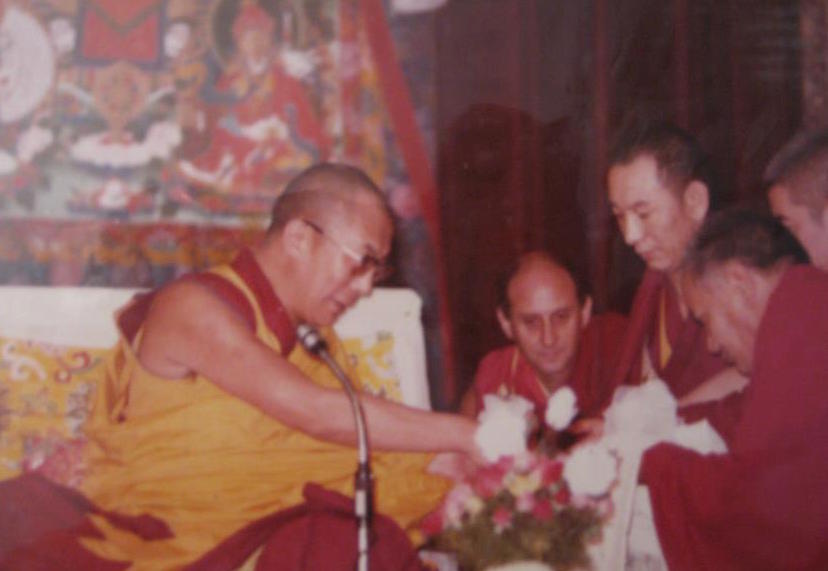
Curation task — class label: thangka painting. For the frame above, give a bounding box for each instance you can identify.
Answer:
[0,0,435,288]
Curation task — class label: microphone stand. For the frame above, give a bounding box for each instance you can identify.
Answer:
[297,325,373,571]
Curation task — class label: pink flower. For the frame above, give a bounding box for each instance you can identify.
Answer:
[492,506,513,532]
[471,456,513,499]
[553,486,571,505]
[538,459,564,486]
[531,497,554,521]
[444,483,476,526]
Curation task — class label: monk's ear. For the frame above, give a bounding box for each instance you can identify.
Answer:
[282,218,314,259]
[496,307,514,340]
[580,295,593,328]
[682,180,709,223]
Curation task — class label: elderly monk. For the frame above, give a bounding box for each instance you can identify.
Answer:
[458,251,627,422]
[0,163,480,570]
[606,121,745,409]
[641,209,827,571]
[765,130,828,270]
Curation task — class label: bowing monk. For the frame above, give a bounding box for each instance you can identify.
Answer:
[765,130,828,270]
[0,163,481,570]
[607,121,745,409]
[458,251,627,421]
[641,208,827,571]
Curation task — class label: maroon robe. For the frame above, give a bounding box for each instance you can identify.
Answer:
[641,265,828,571]
[469,313,628,419]
[611,269,729,398]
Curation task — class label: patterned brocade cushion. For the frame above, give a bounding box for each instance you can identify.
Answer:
[341,330,403,403]
[0,336,107,486]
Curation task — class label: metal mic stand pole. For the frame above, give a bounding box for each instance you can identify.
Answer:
[297,325,372,571]
[316,350,373,571]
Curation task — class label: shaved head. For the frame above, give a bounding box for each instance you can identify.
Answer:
[765,131,828,218]
[267,163,392,233]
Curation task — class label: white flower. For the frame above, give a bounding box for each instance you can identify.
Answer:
[544,386,578,430]
[474,394,533,462]
[563,442,617,496]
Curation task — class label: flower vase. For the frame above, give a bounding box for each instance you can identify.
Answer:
[485,561,554,571]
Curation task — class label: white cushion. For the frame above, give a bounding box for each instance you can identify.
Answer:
[0,285,431,409]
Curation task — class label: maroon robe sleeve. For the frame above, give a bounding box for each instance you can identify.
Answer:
[569,312,628,416]
[641,266,828,571]
[610,270,728,398]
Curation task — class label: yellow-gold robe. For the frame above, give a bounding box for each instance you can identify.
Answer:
[78,252,449,570]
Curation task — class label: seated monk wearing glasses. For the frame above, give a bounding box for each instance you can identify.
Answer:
[0,163,482,570]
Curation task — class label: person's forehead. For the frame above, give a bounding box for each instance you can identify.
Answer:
[508,262,578,312]
[326,198,393,253]
[684,267,728,310]
[609,154,677,204]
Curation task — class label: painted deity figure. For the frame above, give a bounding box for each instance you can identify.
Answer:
[177,2,330,202]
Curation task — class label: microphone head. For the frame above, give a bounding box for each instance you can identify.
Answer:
[296,323,327,355]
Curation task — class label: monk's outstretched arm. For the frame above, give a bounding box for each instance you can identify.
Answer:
[137,281,480,457]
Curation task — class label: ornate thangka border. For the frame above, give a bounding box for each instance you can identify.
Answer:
[0,219,263,287]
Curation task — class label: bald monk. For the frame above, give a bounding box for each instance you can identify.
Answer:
[606,120,746,413]
[459,251,627,422]
[0,164,481,570]
[765,130,828,270]
[641,209,827,571]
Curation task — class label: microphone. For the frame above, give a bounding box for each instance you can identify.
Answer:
[297,324,373,571]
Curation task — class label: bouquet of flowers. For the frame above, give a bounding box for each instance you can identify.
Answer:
[421,389,617,571]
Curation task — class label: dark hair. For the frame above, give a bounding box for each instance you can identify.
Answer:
[609,119,721,211]
[764,130,828,218]
[495,250,590,314]
[684,208,809,277]
[267,163,391,232]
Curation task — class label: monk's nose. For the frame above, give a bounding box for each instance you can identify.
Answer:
[541,322,558,346]
[620,213,643,245]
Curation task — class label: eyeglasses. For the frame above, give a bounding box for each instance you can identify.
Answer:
[302,219,393,284]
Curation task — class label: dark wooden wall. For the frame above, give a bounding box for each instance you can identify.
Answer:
[431,0,802,407]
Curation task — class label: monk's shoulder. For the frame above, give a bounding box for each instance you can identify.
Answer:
[145,278,251,338]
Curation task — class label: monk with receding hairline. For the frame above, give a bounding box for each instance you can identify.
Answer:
[460,251,627,424]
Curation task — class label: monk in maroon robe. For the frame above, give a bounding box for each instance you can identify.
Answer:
[606,121,736,402]
[459,251,627,422]
[641,209,827,571]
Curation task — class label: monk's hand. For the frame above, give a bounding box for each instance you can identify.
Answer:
[678,366,749,408]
